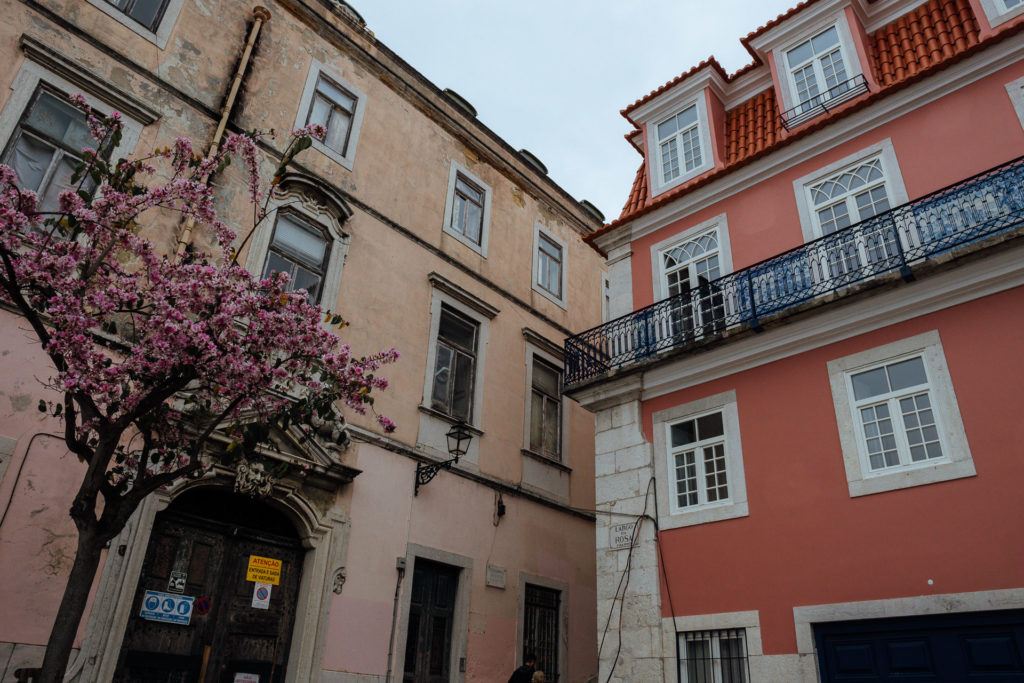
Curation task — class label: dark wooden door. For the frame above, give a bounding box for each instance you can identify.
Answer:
[403,560,460,683]
[115,490,304,683]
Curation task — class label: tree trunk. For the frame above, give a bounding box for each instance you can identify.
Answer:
[36,526,104,683]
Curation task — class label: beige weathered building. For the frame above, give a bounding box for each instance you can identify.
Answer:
[0,1,605,681]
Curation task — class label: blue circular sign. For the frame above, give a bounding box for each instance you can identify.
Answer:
[176,600,191,615]
[256,586,270,600]
[144,595,160,611]
[162,598,175,612]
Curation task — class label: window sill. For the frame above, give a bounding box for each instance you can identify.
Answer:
[442,225,487,258]
[521,449,571,473]
[311,138,356,172]
[659,499,749,530]
[848,458,976,497]
[532,283,567,310]
[417,405,484,436]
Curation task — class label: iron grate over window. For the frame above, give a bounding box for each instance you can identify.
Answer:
[678,628,750,683]
[524,584,561,681]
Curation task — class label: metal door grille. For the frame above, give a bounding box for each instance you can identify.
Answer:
[524,584,560,681]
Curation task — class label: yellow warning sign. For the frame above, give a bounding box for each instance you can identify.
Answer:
[245,555,282,585]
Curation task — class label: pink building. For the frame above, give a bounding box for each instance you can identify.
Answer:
[566,0,1024,680]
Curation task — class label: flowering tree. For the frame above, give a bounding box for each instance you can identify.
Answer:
[0,99,397,681]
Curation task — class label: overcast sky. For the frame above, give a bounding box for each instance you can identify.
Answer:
[356,0,797,221]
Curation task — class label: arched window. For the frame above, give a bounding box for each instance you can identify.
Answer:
[661,231,720,297]
[809,158,889,235]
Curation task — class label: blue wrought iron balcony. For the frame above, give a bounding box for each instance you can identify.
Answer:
[565,156,1024,388]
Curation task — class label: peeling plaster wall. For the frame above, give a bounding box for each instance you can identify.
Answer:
[0,0,603,679]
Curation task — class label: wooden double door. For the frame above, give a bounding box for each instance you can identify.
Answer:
[115,488,304,682]
[403,560,460,683]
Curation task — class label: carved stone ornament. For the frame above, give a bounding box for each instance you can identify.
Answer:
[332,566,347,594]
[234,458,275,498]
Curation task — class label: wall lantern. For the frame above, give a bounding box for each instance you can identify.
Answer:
[415,420,473,496]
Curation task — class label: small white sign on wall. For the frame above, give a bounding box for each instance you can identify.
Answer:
[234,674,259,683]
[485,564,507,589]
[251,582,272,610]
[610,522,635,550]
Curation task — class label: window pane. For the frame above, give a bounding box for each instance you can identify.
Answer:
[308,94,332,128]
[720,637,748,683]
[539,234,562,259]
[262,251,293,281]
[675,451,698,508]
[324,109,353,154]
[455,176,483,204]
[530,391,544,452]
[685,639,712,683]
[430,344,454,412]
[462,200,483,244]
[274,215,328,266]
[811,26,840,54]
[677,105,698,129]
[787,39,814,68]
[316,77,356,111]
[291,264,322,302]
[451,352,474,420]
[886,356,927,392]
[671,420,697,447]
[703,444,728,502]
[852,366,890,400]
[6,132,54,193]
[39,155,80,213]
[124,0,168,30]
[661,138,680,181]
[696,412,724,440]
[29,92,92,151]
[533,360,560,396]
[543,398,560,456]
[438,309,477,352]
[657,115,678,141]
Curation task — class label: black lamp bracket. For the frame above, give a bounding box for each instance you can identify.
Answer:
[414,456,460,496]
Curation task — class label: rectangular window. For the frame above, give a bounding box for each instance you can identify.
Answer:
[678,629,749,683]
[536,233,563,299]
[103,0,171,31]
[529,358,562,460]
[1,87,97,214]
[848,355,946,472]
[430,306,479,421]
[1001,0,1023,9]
[306,74,357,157]
[523,584,561,682]
[261,212,331,304]
[450,173,485,245]
[657,104,703,184]
[786,26,851,114]
[669,411,728,510]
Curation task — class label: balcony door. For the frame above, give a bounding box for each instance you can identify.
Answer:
[404,559,460,683]
[657,231,725,346]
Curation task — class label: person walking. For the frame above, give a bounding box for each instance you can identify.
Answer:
[508,652,536,683]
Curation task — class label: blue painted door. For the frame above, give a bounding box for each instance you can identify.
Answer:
[814,610,1024,682]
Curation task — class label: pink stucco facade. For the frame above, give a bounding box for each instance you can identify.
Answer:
[575,0,1024,681]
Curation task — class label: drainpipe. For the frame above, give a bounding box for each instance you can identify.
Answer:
[385,557,407,682]
[176,5,271,258]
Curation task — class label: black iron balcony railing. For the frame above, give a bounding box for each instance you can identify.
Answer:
[565,156,1024,387]
[780,74,869,130]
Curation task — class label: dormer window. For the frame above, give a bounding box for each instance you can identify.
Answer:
[657,105,703,184]
[780,24,866,127]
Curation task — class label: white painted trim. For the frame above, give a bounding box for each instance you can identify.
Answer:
[294,59,367,172]
[980,0,1024,27]
[606,37,1024,247]
[0,60,144,164]
[772,13,865,114]
[646,95,716,197]
[826,330,975,497]
[793,588,1024,655]
[747,0,853,53]
[636,239,1024,401]
[84,0,185,49]
[860,0,933,32]
[652,390,749,529]
[532,223,568,308]
[244,188,351,309]
[650,213,733,301]
[393,544,474,683]
[441,161,492,257]
[1007,75,1024,129]
[792,137,909,242]
[516,573,570,680]
[421,284,490,431]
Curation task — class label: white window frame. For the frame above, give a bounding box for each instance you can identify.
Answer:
[645,95,714,197]
[1007,75,1024,130]
[650,214,733,302]
[827,330,975,497]
[522,343,565,463]
[294,60,367,172]
[85,0,186,49]
[793,139,909,243]
[678,628,750,683]
[652,390,749,529]
[441,161,492,257]
[532,224,568,308]
[244,188,350,310]
[980,0,1024,27]
[772,14,864,116]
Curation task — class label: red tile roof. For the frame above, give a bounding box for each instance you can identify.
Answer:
[603,0,1002,239]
